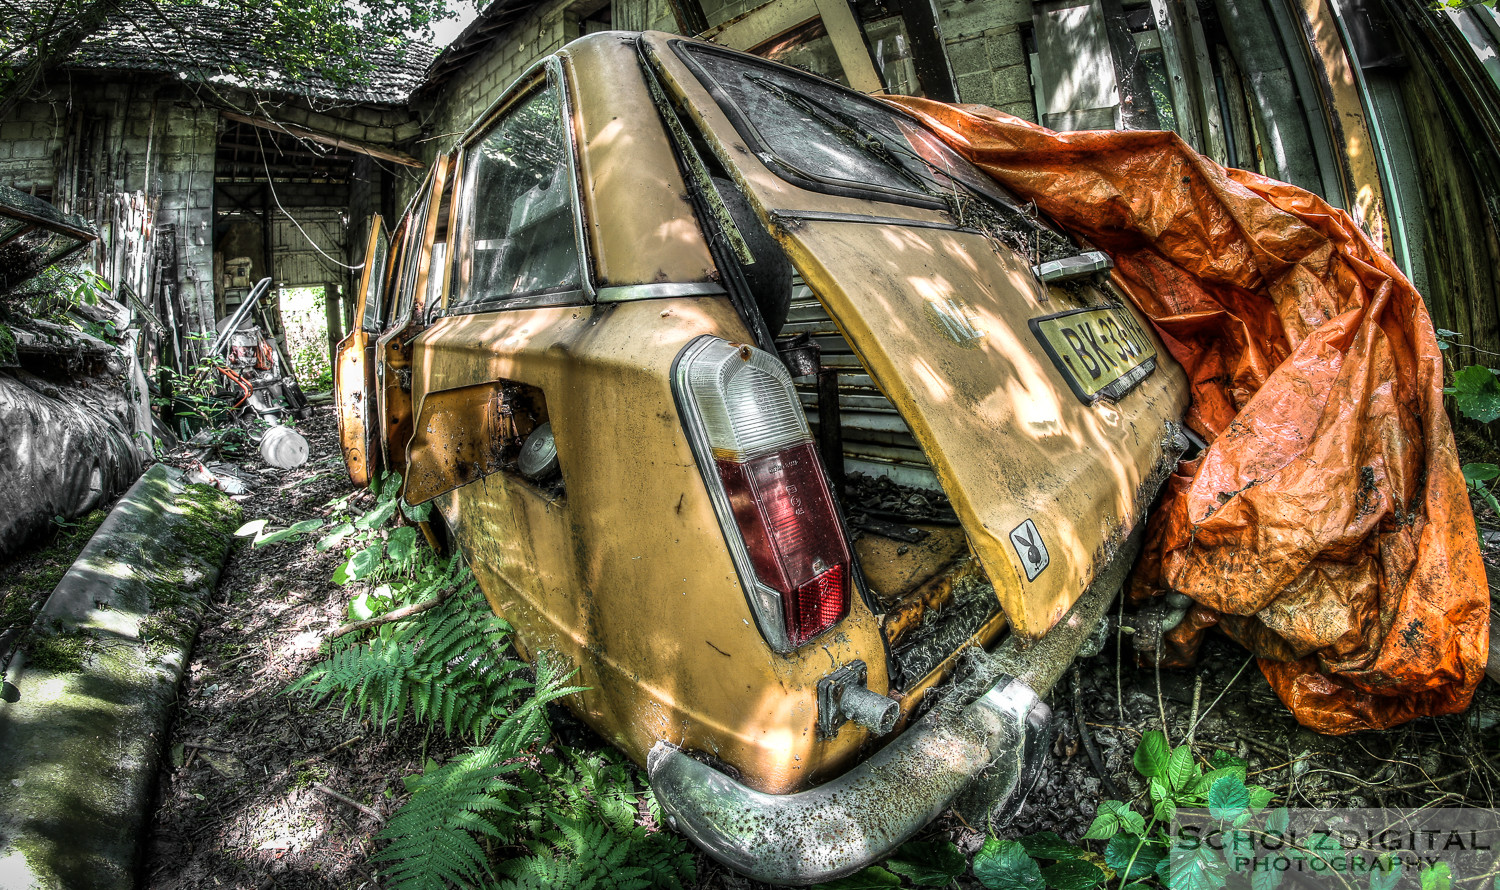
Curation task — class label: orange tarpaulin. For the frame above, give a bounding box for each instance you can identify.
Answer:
[886,97,1489,733]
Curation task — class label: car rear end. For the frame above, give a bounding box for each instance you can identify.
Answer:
[623,31,1191,883]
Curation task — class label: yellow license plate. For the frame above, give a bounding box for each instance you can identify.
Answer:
[1029,305,1158,403]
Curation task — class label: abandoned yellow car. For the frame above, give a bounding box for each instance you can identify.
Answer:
[335,30,1189,884]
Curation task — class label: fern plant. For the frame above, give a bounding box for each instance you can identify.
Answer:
[497,749,696,890]
[287,576,526,738]
[372,654,588,890]
[496,810,695,890]
[265,470,695,889]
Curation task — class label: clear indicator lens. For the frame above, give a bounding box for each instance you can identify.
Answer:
[685,341,810,460]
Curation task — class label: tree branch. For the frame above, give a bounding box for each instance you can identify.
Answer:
[324,586,452,640]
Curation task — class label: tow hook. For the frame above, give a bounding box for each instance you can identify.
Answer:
[817,660,899,739]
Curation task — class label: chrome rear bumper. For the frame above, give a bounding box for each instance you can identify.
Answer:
[648,670,1050,885]
[647,525,1141,886]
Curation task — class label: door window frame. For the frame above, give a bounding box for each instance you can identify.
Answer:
[441,56,595,318]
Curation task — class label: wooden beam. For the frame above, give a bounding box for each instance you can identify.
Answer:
[667,0,711,35]
[813,0,885,94]
[896,0,958,102]
[220,110,424,169]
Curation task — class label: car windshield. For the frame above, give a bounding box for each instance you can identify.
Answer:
[680,43,1048,226]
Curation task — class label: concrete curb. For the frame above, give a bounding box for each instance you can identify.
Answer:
[0,464,241,889]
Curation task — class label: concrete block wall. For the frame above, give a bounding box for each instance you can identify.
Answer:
[2,85,219,343]
[419,0,575,155]
[937,0,1036,121]
[612,0,677,33]
[700,0,763,28]
[0,101,66,191]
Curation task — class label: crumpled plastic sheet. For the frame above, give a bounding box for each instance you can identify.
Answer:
[0,372,145,560]
[886,97,1489,733]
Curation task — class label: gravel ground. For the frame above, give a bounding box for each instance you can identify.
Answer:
[139,406,1500,888]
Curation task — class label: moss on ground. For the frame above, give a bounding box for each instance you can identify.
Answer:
[0,510,108,633]
[172,483,243,567]
[25,626,94,672]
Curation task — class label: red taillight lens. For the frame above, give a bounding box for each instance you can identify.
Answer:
[676,337,853,651]
[788,563,847,645]
[716,443,850,645]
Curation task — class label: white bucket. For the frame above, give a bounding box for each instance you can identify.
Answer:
[259,425,309,469]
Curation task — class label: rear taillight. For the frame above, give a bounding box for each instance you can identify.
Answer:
[675,337,851,651]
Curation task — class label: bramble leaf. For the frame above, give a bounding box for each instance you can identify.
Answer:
[1207,775,1250,821]
[1464,463,1500,483]
[387,526,419,564]
[974,838,1046,890]
[1040,858,1105,890]
[254,518,323,548]
[1421,863,1452,890]
[234,519,267,537]
[1021,832,1087,861]
[886,840,965,886]
[317,521,356,551]
[812,866,901,889]
[1369,854,1401,890]
[346,543,382,581]
[1083,800,1140,840]
[1135,731,1169,779]
[1168,841,1228,890]
[1104,835,1163,882]
[1167,745,1197,792]
[1449,365,1500,423]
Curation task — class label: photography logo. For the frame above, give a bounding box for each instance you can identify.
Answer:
[1170,808,1500,890]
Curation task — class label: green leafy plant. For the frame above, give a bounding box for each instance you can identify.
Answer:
[1436,331,1500,516]
[371,654,586,890]
[1071,733,1270,890]
[266,470,690,890]
[287,580,527,738]
[492,748,696,890]
[1443,363,1500,515]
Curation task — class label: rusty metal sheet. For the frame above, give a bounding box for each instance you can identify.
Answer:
[404,381,511,506]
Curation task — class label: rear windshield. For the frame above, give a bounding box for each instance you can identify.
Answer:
[677,42,1040,221]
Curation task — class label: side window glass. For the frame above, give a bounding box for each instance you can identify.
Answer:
[382,217,412,329]
[394,186,434,325]
[452,81,581,311]
[359,222,389,334]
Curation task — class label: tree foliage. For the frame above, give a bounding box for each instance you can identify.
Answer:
[0,0,465,116]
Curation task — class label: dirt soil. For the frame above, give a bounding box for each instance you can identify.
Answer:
[141,407,1500,889]
[144,409,471,889]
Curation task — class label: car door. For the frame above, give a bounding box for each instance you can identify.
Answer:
[333,217,389,487]
[402,60,606,697]
[375,158,452,479]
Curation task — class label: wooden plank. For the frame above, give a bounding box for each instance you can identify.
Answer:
[1146,0,1202,148]
[666,0,710,35]
[703,0,820,53]
[1180,0,1228,164]
[896,0,958,102]
[219,111,424,169]
[1216,45,1255,170]
[1287,0,1388,246]
[813,0,886,94]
